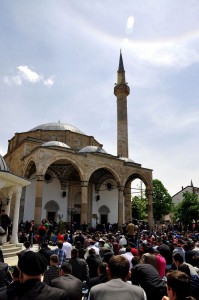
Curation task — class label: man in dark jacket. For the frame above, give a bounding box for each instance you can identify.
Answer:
[0,266,9,300]
[11,251,68,300]
[89,262,108,290]
[0,210,11,232]
[38,242,53,265]
[131,256,167,300]
[86,248,102,278]
[67,248,89,284]
[51,262,82,300]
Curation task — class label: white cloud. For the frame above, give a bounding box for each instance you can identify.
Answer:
[3,75,22,86]
[44,77,54,87]
[17,65,41,83]
[125,16,135,35]
[3,66,54,87]
[122,36,199,69]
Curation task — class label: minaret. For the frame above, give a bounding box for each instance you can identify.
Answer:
[114,51,130,158]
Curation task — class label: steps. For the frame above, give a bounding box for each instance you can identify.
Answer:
[1,242,22,258]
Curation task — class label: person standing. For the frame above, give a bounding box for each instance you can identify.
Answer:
[127,221,135,242]
[16,241,32,259]
[52,241,67,266]
[62,234,72,259]
[37,221,48,248]
[0,210,11,233]
[27,220,35,247]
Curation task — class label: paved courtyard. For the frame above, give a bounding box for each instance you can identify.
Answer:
[4,244,57,267]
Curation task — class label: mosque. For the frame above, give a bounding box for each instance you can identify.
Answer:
[1,53,153,230]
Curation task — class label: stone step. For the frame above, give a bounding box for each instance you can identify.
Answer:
[1,243,22,259]
[3,251,19,258]
[2,246,21,254]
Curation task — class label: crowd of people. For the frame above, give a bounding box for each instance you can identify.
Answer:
[0,218,198,299]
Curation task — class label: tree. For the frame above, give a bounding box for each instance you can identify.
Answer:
[152,179,173,221]
[173,191,199,230]
[132,195,147,221]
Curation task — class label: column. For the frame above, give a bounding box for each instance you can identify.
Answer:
[34,175,44,225]
[124,182,132,223]
[10,186,22,244]
[146,188,153,230]
[118,186,124,229]
[80,181,88,225]
[5,188,14,216]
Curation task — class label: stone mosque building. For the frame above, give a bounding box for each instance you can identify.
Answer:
[2,53,153,229]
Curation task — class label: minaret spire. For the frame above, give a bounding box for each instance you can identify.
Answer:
[118,49,124,71]
[114,51,130,158]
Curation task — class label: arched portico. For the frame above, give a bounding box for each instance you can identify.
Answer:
[23,156,83,225]
[124,170,153,229]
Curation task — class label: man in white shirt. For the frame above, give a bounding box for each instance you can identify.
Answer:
[84,240,100,259]
[121,246,134,270]
[62,234,72,258]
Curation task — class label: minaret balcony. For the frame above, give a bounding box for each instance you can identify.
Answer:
[114,84,130,96]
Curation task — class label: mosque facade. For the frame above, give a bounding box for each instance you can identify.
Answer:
[3,53,153,229]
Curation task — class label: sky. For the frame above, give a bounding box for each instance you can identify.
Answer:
[1,0,199,197]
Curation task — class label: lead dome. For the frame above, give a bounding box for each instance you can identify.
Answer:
[42,141,71,149]
[0,154,8,171]
[79,146,107,153]
[30,122,84,134]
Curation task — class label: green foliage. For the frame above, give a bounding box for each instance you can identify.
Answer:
[173,192,199,228]
[58,220,65,233]
[132,195,148,220]
[152,179,173,221]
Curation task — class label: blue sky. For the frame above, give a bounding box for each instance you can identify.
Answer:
[1,0,199,196]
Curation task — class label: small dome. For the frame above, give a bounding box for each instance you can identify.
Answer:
[118,157,134,163]
[79,146,107,154]
[30,122,84,134]
[0,155,8,171]
[42,141,70,149]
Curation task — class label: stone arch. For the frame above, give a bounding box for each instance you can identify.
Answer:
[125,170,151,190]
[43,154,86,183]
[124,170,153,227]
[44,200,59,211]
[24,160,37,179]
[98,205,110,225]
[98,205,110,214]
[44,200,60,222]
[88,164,121,187]
[89,166,121,193]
